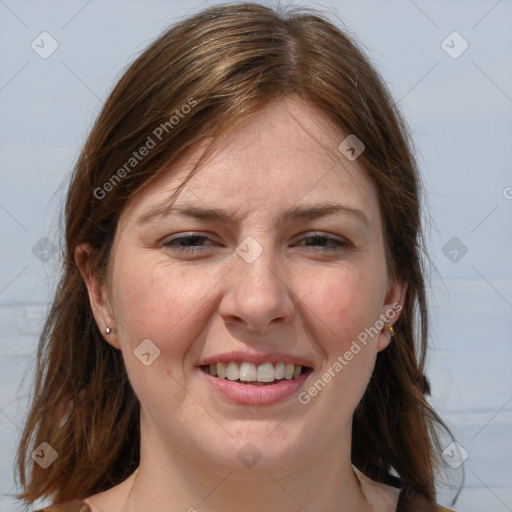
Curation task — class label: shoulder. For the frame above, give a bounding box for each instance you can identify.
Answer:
[398,487,458,512]
[34,500,91,512]
[354,466,457,512]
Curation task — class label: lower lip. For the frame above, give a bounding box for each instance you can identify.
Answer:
[198,368,312,405]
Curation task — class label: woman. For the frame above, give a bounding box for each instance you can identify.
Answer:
[16,2,458,511]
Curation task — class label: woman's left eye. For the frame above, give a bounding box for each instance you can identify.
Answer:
[295,234,349,252]
[162,233,349,255]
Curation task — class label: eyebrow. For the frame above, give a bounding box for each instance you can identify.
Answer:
[137,201,371,230]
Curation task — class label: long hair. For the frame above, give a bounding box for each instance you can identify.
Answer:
[16,1,451,506]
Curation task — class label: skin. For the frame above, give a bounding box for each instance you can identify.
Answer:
[76,95,407,512]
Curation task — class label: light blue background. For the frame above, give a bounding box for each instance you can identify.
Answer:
[1,1,511,510]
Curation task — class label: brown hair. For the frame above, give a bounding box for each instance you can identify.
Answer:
[16,1,452,507]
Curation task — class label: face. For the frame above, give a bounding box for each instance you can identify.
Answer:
[79,95,405,476]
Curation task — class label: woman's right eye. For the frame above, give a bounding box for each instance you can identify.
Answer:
[162,234,213,254]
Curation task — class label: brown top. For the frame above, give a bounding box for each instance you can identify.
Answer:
[35,491,457,512]
[35,502,89,512]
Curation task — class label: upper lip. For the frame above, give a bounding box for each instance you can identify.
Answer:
[197,350,314,368]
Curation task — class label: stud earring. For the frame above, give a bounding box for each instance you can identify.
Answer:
[105,327,112,334]
[387,324,395,338]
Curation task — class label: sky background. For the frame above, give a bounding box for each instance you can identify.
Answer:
[0,0,511,511]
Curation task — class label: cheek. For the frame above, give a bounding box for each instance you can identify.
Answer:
[110,257,221,419]
[309,268,384,350]
[111,255,215,364]
[299,268,385,411]
[299,274,378,412]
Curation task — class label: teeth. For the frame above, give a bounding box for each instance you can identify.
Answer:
[274,362,285,379]
[239,361,257,382]
[256,362,275,382]
[212,362,304,382]
[225,361,239,381]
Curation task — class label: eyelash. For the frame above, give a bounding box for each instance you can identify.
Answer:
[162,233,349,254]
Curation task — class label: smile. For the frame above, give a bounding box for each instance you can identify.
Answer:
[198,360,313,405]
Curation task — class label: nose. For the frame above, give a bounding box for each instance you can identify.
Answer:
[218,238,295,333]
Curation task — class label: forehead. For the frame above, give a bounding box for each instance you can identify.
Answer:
[121,96,381,229]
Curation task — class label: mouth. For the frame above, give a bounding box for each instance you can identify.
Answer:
[199,362,313,385]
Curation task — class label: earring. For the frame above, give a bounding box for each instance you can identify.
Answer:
[105,327,112,334]
[387,324,395,338]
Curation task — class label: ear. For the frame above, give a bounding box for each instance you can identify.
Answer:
[376,277,407,352]
[74,243,120,350]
